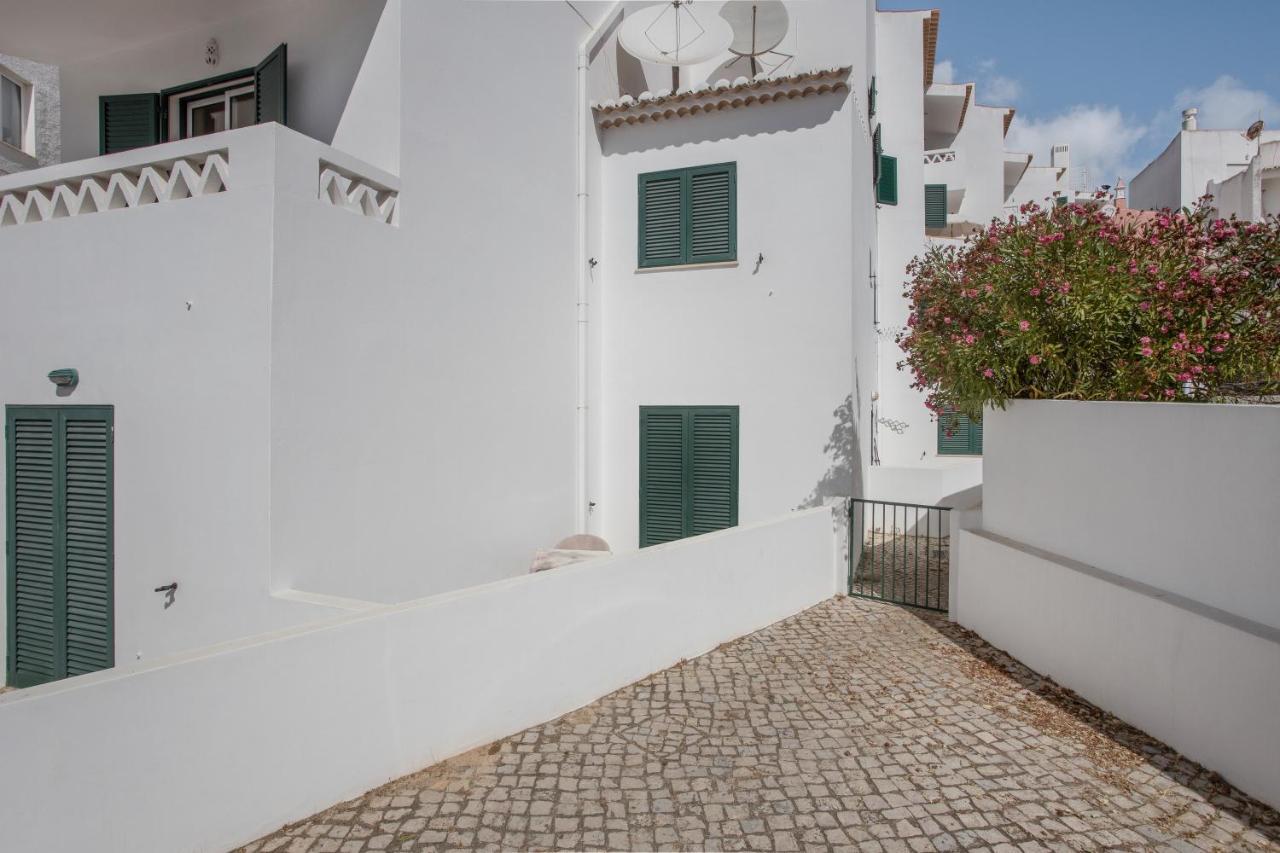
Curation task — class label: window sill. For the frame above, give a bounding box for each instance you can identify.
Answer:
[635,260,739,274]
[0,138,37,168]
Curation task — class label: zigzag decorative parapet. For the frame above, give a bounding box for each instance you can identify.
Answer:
[0,152,229,228]
[593,67,852,130]
[318,162,399,226]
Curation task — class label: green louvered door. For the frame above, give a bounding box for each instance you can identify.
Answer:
[639,406,739,547]
[937,412,982,456]
[877,155,898,205]
[255,43,289,126]
[6,406,113,687]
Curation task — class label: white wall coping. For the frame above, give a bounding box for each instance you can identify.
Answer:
[969,529,1280,647]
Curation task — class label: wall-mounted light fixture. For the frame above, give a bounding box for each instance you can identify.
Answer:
[48,368,79,389]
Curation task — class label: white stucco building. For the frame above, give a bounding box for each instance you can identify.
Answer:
[0,0,1063,689]
[1130,108,1280,219]
[0,52,59,176]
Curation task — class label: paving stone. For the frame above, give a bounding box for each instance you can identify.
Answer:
[243,598,1280,851]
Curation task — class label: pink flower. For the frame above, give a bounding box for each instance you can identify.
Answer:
[1029,354,1042,365]
[1029,287,1042,297]
[964,334,976,344]
[1138,301,1150,310]
[1018,320,1030,331]
[1140,336,1151,344]
[983,368,994,379]
[1164,389,1176,398]
[1140,347,1154,358]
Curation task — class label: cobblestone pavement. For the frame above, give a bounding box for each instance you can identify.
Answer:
[244,597,1280,852]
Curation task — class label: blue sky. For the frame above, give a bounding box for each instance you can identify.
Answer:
[878,0,1280,185]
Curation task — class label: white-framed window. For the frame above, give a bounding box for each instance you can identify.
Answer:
[0,68,33,154]
[184,83,255,138]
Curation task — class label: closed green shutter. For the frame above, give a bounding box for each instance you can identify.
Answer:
[937,412,982,455]
[254,43,288,126]
[98,93,160,155]
[868,76,877,117]
[638,409,687,547]
[62,413,113,677]
[689,408,738,535]
[6,407,113,687]
[638,163,736,268]
[639,406,739,547]
[7,411,58,686]
[925,183,948,228]
[639,172,685,268]
[687,164,736,264]
[877,154,898,205]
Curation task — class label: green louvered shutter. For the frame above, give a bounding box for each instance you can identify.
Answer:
[62,411,113,677]
[689,408,738,535]
[639,172,685,268]
[872,125,882,185]
[925,183,948,228]
[7,410,58,687]
[687,164,736,264]
[99,93,160,155]
[877,154,898,205]
[254,43,288,126]
[639,409,688,547]
[937,412,981,455]
[6,407,113,688]
[868,76,877,117]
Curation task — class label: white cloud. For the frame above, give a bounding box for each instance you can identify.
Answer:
[1006,105,1148,188]
[983,75,1022,105]
[1171,75,1280,131]
[933,59,955,84]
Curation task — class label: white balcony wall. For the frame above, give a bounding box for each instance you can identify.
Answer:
[0,128,348,668]
[592,0,878,550]
[56,0,386,163]
[949,104,1007,226]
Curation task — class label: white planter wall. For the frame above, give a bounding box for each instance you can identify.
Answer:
[958,399,1280,809]
[0,507,840,853]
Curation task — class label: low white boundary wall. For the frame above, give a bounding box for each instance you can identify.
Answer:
[958,529,1280,810]
[0,507,841,853]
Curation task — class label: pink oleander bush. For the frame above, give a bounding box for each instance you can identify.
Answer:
[897,198,1280,419]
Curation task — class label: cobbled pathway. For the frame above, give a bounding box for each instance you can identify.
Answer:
[244,597,1280,852]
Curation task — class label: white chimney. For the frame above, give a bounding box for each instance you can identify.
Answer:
[1051,143,1070,170]
[1115,177,1127,210]
[1182,108,1198,131]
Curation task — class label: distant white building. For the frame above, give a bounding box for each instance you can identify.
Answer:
[1130,108,1280,219]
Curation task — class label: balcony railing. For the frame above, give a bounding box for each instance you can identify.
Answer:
[923,149,957,165]
[0,124,399,231]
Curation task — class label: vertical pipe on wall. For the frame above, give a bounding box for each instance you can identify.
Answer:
[575,43,589,533]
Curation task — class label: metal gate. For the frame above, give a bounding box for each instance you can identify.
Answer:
[848,499,950,612]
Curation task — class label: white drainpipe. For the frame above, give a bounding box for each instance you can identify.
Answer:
[575,43,590,532]
[574,4,621,532]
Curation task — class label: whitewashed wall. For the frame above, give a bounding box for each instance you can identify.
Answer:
[951,104,1008,226]
[593,0,877,550]
[958,399,1280,808]
[0,128,344,670]
[0,506,841,853]
[982,400,1280,630]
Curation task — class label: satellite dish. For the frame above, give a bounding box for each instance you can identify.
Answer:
[619,2,735,67]
[720,1,789,57]
[1246,119,1265,140]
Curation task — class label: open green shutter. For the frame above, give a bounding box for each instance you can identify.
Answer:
[869,76,877,117]
[7,410,58,687]
[255,43,288,126]
[925,183,948,228]
[99,93,160,155]
[968,416,984,454]
[687,164,736,264]
[639,172,685,268]
[877,155,898,205]
[872,125,882,186]
[62,412,113,677]
[639,409,688,547]
[689,408,738,535]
